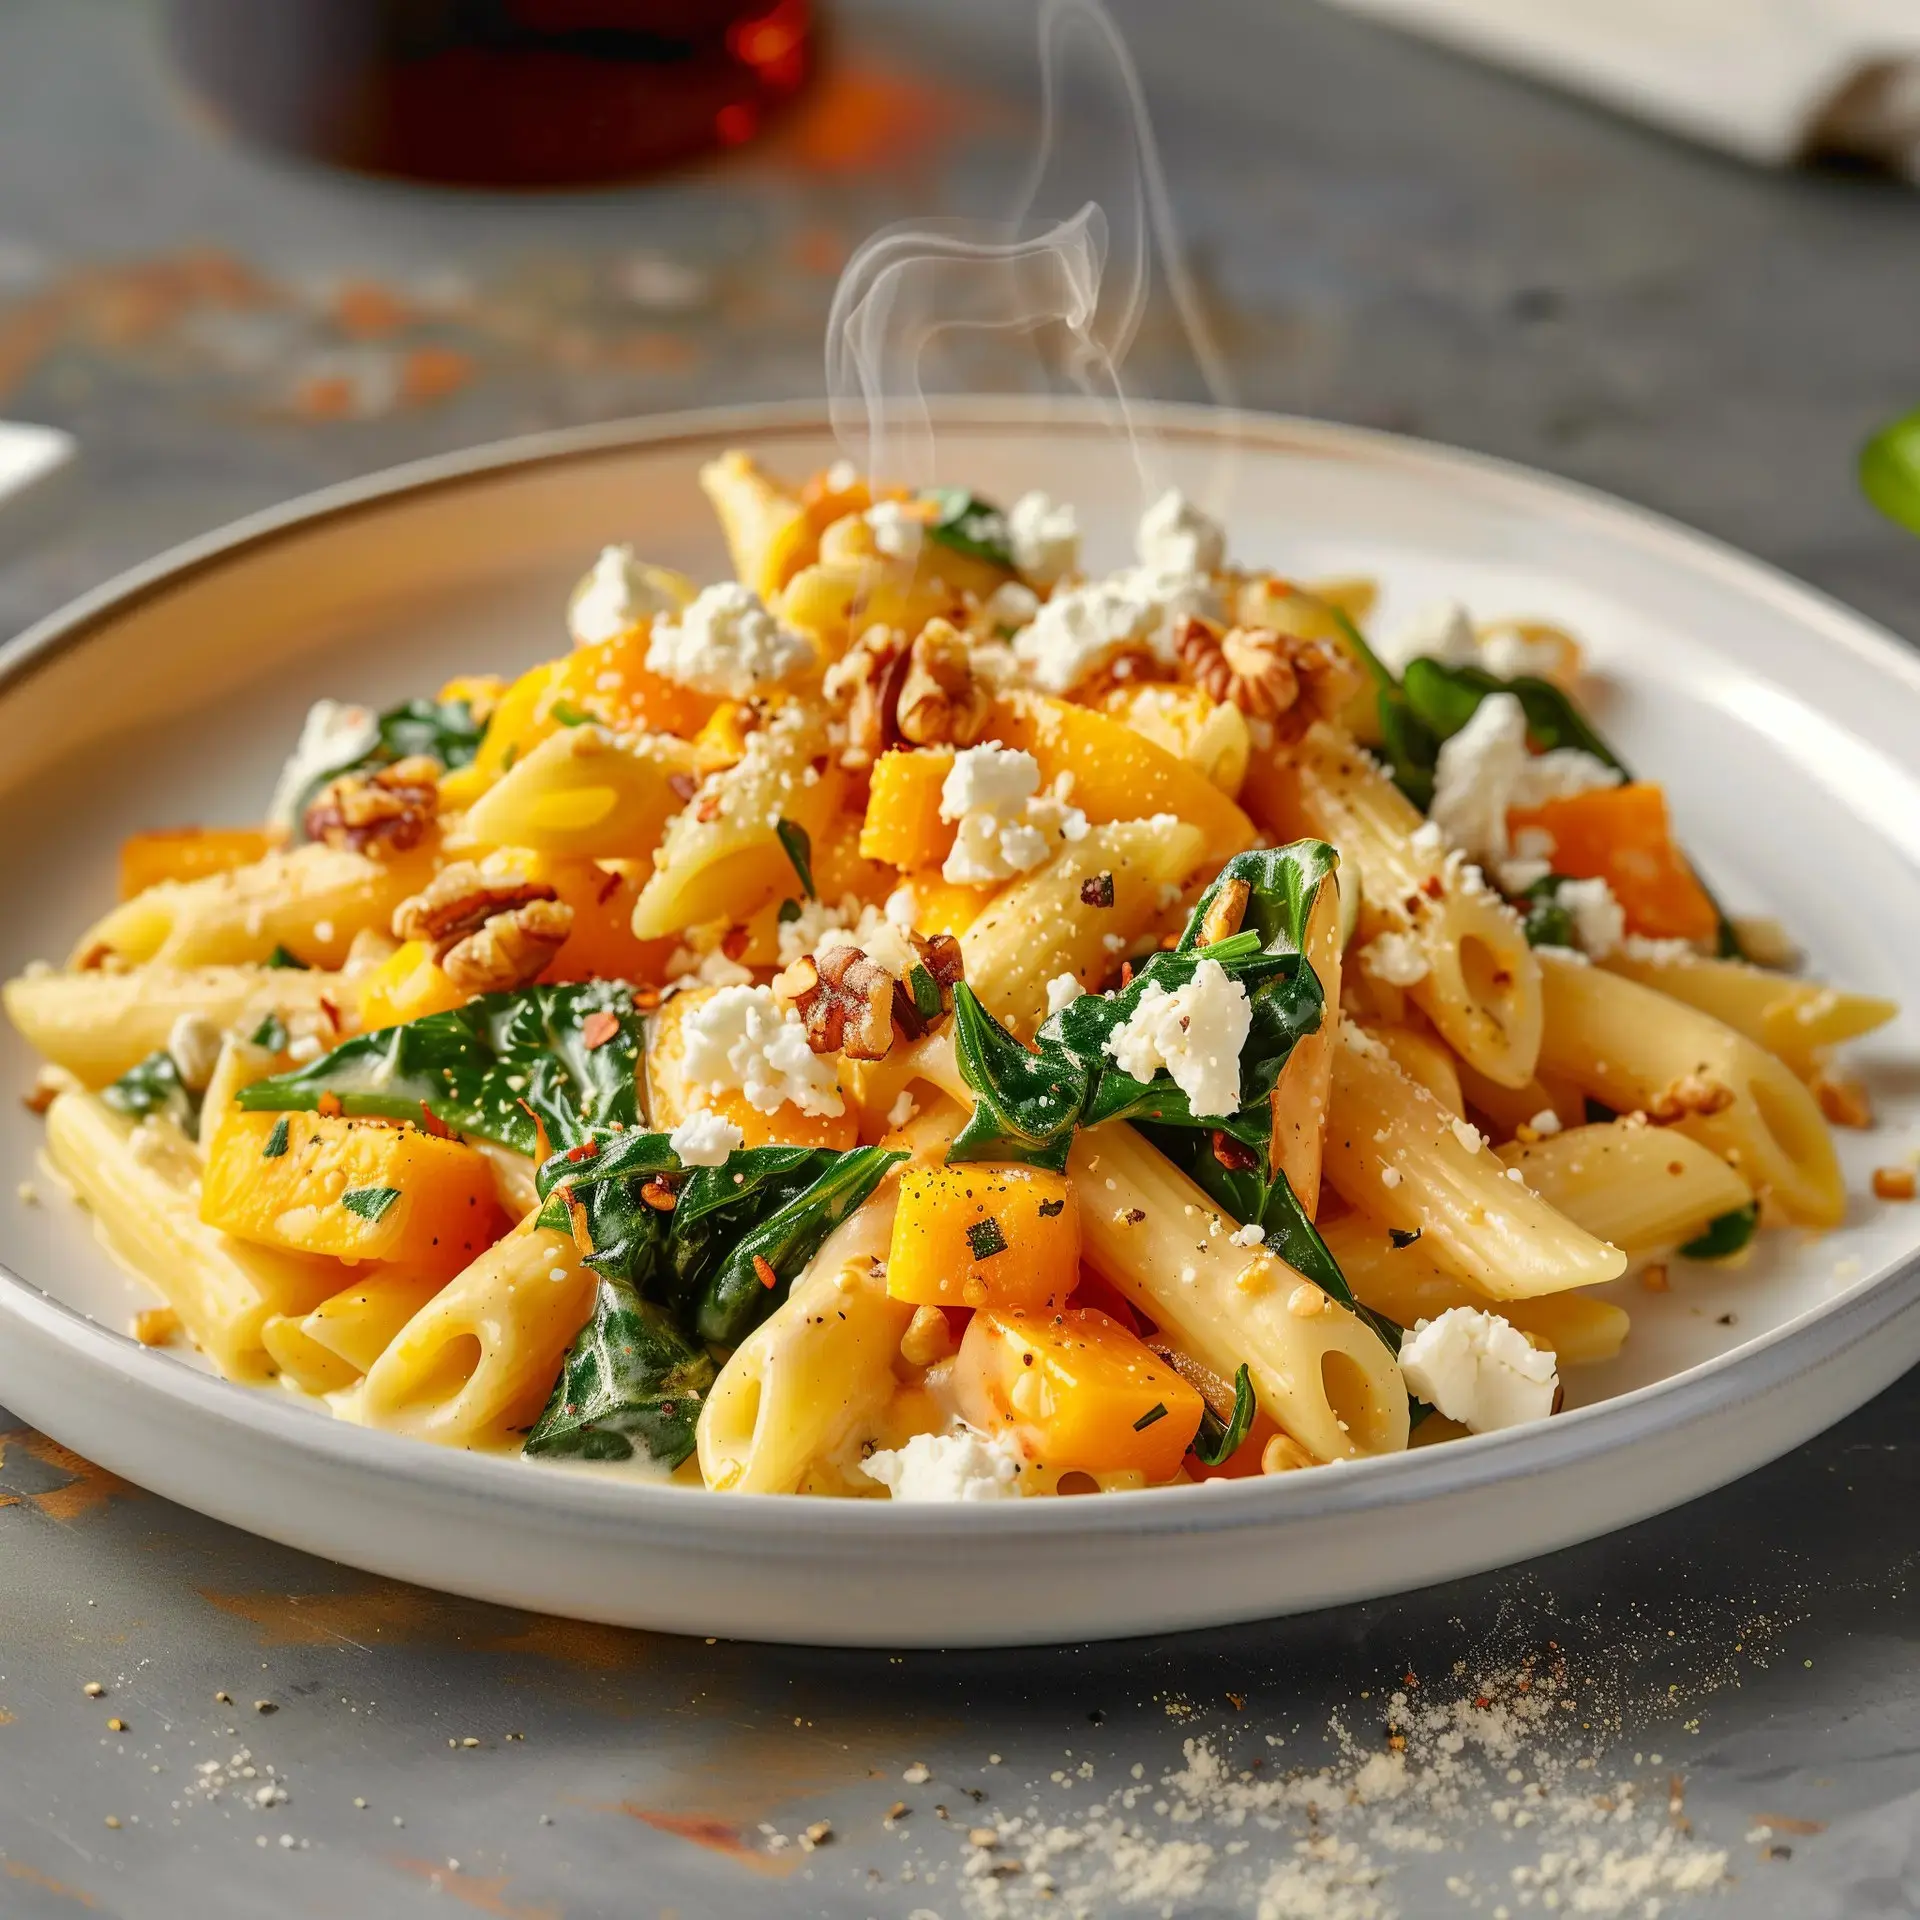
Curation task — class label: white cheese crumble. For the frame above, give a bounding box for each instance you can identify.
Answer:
[775,893,859,969]
[1427,693,1619,866]
[568,543,682,644]
[678,984,844,1117]
[886,1091,919,1131]
[267,699,379,829]
[1377,599,1479,678]
[1360,931,1429,988]
[1007,490,1080,586]
[1526,1107,1564,1137]
[1478,622,1567,681]
[644,581,813,699]
[166,1011,224,1092]
[1449,1116,1486,1154]
[980,581,1040,634]
[1103,957,1250,1118]
[1619,933,1699,965]
[861,1427,1028,1501]
[1557,875,1625,960]
[1010,567,1218,693]
[1136,488,1226,575]
[1229,1221,1266,1247]
[667,1110,744,1167]
[938,743,1087,885]
[864,500,923,563]
[1045,972,1086,1017]
[816,902,921,980]
[1397,1308,1559,1432]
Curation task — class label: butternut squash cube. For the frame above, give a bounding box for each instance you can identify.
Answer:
[887,1164,1079,1310]
[356,940,471,1030]
[201,1110,503,1278]
[859,748,956,871]
[953,1306,1205,1483]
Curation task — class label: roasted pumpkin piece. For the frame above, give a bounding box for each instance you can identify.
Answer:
[886,1164,1079,1310]
[201,1110,503,1278]
[355,939,471,1030]
[859,747,956,871]
[953,1306,1205,1482]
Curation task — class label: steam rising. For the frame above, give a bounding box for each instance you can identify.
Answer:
[826,0,1233,500]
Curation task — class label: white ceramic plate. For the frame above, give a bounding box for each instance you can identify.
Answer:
[3,399,1917,1648]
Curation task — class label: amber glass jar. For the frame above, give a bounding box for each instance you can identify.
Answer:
[165,0,811,187]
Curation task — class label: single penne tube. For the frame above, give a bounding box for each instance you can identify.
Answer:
[299,1266,449,1375]
[1317,1212,1630,1367]
[70,841,432,972]
[44,1090,341,1381]
[357,1216,597,1447]
[699,450,814,601]
[697,1191,908,1494]
[1453,1058,1586,1140]
[3,963,349,1086]
[1601,948,1896,1076]
[1071,1124,1410,1462]
[958,817,1207,1038]
[261,1313,361,1394]
[1364,1019,1464,1117]
[1245,722,1542,1088]
[459,725,703,863]
[1324,1021,1628,1299]
[1269,867,1344,1217]
[1496,1121,1754,1257]
[1535,951,1844,1228]
[630,707,840,939]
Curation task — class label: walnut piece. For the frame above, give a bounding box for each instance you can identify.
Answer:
[393,862,573,992]
[774,944,898,1060]
[825,625,911,769]
[1176,617,1363,738]
[303,754,441,857]
[1646,1072,1736,1124]
[894,619,991,749]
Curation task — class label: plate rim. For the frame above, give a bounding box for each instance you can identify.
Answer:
[4,393,1918,1546]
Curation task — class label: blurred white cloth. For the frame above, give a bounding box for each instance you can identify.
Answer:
[1327,0,1920,175]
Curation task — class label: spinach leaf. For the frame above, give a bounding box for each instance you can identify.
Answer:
[1174,843,1339,958]
[288,695,487,841]
[920,488,1015,573]
[775,818,816,899]
[1190,1363,1256,1467]
[523,1278,716,1467]
[535,1130,903,1347]
[265,944,309,970]
[1319,599,1442,809]
[103,1049,203,1141]
[236,981,644,1154]
[1678,1202,1760,1262]
[948,984,1091,1172]
[1516,874,1578,950]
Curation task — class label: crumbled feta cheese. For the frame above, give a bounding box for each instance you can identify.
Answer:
[1428,693,1619,865]
[865,500,923,563]
[645,582,813,699]
[1449,1116,1485,1154]
[1477,623,1566,681]
[1135,488,1225,575]
[1397,1308,1559,1432]
[861,1427,1028,1501]
[286,1034,323,1065]
[679,985,844,1116]
[166,1012,223,1092]
[817,902,921,980]
[1557,876,1625,959]
[1496,857,1553,894]
[1379,1164,1403,1188]
[1010,566,1217,693]
[1339,1019,1391,1061]
[667,1110,745,1167]
[1007,491,1081,586]
[939,743,1086,884]
[568,543,682,645]
[267,699,378,829]
[1229,1222,1266,1248]
[980,581,1040,634]
[1361,931,1429,988]
[1619,933,1699,965]
[1525,1107,1563,1137]
[1045,972,1086,1017]
[665,928,755,991]
[886,1091,919,1132]
[1103,957,1251,1117]
[1377,599,1479,678]
[776,894,857,968]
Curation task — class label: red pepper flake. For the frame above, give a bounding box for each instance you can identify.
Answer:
[595,868,623,906]
[416,1101,452,1139]
[1420,875,1444,899]
[1210,1130,1258,1172]
[753,1254,779,1290]
[317,1092,344,1118]
[580,1010,622,1051]
[565,1139,601,1162]
[318,996,341,1032]
[720,925,752,962]
[1118,960,1134,990]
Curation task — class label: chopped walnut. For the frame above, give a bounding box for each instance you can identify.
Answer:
[773,944,897,1060]
[393,862,573,992]
[825,625,912,769]
[1176,616,1363,739]
[894,619,991,749]
[890,931,964,1040]
[303,755,441,857]
[1646,1072,1737,1124]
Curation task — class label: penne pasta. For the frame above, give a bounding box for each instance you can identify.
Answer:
[1269,868,1343,1217]
[460,724,702,863]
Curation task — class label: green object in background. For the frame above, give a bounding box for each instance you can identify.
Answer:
[1861,410,1920,537]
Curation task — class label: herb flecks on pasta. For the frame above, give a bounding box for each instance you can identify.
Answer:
[3,453,1895,1497]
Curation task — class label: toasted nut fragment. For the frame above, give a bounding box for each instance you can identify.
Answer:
[900,1304,955,1367]
[894,619,992,750]
[1177,616,1362,738]
[775,944,896,1060]
[890,931,965,1040]
[824,624,912,768]
[1147,1342,1239,1422]
[1646,1073,1736,1124]
[394,862,555,949]
[440,899,573,994]
[1197,876,1251,949]
[1814,1072,1874,1130]
[303,754,441,856]
[1873,1165,1916,1202]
